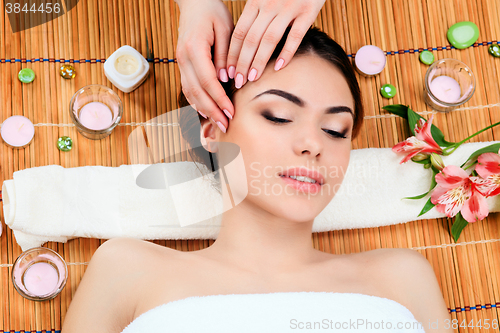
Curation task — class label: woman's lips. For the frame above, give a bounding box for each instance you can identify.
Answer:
[280,175,322,194]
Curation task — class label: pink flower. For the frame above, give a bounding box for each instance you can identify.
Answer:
[471,151,500,197]
[392,115,443,164]
[431,165,488,223]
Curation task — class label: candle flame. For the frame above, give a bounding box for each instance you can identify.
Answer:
[18,123,24,131]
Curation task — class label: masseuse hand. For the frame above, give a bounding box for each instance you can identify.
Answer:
[175,0,234,132]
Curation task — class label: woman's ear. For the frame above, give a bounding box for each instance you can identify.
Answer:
[200,119,219,153]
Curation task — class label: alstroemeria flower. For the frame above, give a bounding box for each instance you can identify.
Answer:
[471,151,500,197]
[393,115,443,164]
[431,165,488,223]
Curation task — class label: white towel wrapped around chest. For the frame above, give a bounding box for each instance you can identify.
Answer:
[3,141,500,251]
[120,292,426,333]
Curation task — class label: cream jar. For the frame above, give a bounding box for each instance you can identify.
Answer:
[104,45,150,93]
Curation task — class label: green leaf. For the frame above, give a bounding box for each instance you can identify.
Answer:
[412,158,431,165]
[460,143,500,168]
[383,104,455,148]
[451,212,469,242]
[417,197,436,217]
[403,192,430,200]
[382,104,409,119]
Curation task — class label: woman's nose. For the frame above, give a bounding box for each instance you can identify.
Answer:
[293,127,323,158]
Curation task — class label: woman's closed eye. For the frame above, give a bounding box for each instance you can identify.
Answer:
[263,114,348,139]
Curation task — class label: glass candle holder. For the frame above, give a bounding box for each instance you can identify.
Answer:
[12,247,68,301]
[70,84,123,140]
[424,58,475,112]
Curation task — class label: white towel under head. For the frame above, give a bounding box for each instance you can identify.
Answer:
[120,291,426,333]
[3,141,500,251]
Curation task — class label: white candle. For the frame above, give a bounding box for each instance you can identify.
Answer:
[78,102,114,130]
[354,45,387,75]
[23,262,59,296]
[429,75,461,104]
[104,45,150,93]
[1,115,35,148]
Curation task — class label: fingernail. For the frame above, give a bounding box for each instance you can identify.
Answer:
[197,110,208,119]
[228,66,236,79]
[216,121,227,133]
[235,73,243,89]
[248,68,257,81]
[223,109,232,120]
[274,58,284,71]
[219,68,228,82]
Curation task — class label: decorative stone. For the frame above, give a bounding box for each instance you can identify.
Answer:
[419,50,435,65]
[447,21,479,49]
[488,44,500,57]
[380,84,397,98]
[60,64,76,79]
[57,136,73,152]
[18,68,35,83]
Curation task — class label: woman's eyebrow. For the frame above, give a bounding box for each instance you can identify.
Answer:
[251,89,354,116]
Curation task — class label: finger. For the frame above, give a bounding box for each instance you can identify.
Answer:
[233,13,277,88]
[187,41,235,120]
[273,18,312,72]
[180,59,231,132]
[246,16,291,82]
[226,5,259,79]
[213,19,233,83]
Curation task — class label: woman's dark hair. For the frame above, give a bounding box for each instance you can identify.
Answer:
[178,26,364,187]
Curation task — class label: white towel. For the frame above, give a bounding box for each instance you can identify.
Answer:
[120,291,426,333]
[3,141,500,251]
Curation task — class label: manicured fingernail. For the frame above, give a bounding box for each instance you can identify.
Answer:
[274,58,284,71]
[248,68,257,81]
[223,109,232,120]
[228,66,236,79]
[235,73,243,89]
[216,121,227,133]
[219,68,228,82]
[197,110,208,119]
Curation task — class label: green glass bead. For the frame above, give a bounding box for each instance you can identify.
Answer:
[419,50,435,65]
[60,64,76,79]
[488,44,500,57]
[447,21,479,49]
[57,136,73,152]
[18,68,35,83]
[380,84,397,98]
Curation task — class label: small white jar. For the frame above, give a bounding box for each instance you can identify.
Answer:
[104,45,150,93]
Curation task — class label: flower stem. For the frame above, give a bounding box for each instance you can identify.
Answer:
[442,120,500,155]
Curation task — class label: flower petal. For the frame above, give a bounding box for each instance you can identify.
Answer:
[461,190,489,223]
[415,115,442,152]
[435,165,469,189]
[476,153,500,178]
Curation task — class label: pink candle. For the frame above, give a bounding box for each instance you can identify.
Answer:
[354,45,387,75]
[1,116,35,148]
[429,75,461,104]
[78,102,113,130]
[23,262,59,296]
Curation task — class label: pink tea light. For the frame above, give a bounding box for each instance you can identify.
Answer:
[12,247,68,301]
[354,45,387,76]
[0,115,35,148]
[79,102,114,130]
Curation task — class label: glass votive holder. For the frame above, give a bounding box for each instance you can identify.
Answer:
[11,247,68,301]
[424,58,475,112]
[70,84,123,140]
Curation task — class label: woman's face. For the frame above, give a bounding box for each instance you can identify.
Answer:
[205,53,355,223]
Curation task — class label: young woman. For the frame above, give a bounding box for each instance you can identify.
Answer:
[62,27,453,333]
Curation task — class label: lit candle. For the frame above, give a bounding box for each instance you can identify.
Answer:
[23,262,59,296]
[78,102,113,130]
[354,45,387,76]
[1,115,35,148]
[429,76,461,104]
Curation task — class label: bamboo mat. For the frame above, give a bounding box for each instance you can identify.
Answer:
[0,0,500,332]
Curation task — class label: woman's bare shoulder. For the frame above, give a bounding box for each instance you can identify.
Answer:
[62,238,178,333]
